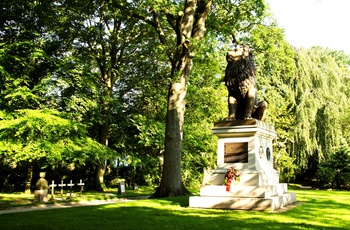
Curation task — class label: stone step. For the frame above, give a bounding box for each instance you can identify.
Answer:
[211,170,280,186]
[200,184,289,198]
[189,193,296,210]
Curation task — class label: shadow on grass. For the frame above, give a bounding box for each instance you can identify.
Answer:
[152,196,190,207]
[1,187,350,230]
[0,196,348,230]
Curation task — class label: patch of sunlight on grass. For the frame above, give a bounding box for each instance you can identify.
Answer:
[1,187,350,229]
[0,193,33,206]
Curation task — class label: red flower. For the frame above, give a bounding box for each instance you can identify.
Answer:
[224,167,240,185]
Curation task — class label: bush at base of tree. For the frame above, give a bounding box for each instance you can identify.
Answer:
[316,146,350,189]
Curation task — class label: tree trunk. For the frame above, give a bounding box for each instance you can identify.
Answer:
[94,105,109,191]
[95,162,106,191]
[24,163,33,194]
[151,78,190,197]
[113,0,212,198]
[151,41,193,198]
[95,67,115,191]
[151,0,212,198]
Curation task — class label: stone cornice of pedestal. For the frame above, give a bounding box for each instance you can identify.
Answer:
[212,119,277,138]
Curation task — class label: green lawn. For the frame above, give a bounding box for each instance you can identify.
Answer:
[0,187,154,209]
[0,186,349,230]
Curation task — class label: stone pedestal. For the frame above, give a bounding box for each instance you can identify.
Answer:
[34,172,49,202]
[189,120,296,210]
[34,189,48,202]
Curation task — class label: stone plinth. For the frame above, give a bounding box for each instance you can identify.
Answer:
[34,189,48,202]
[189,193,296,210]
[189,120,296,210]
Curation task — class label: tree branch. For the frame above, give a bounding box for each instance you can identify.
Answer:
[192,0,213,40]
[111,2,156,28]
[181,0,196,40]
[112,2,175,65]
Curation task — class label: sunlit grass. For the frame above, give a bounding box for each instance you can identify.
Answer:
[0,186,154,209]
[0,193,34,207]
[0,187,349,229]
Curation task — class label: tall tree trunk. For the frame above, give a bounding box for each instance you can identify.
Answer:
[95,115,109,191]
[95,162,106,190]
[91,5,120,190]
[94,67,114,191]
[152,42,194,197]
[152,77,190,197]
[114,0,212,198]
[151,0,212,198]
[24,163,33,194]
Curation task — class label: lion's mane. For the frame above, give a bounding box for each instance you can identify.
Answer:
[224,47,256,98]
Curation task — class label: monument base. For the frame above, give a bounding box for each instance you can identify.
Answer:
[189,191,296,210]
[34,189,48,202]
[189,183,296,210]
[189,120,296,210]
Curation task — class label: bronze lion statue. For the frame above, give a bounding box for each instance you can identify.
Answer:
[224,45,267,121]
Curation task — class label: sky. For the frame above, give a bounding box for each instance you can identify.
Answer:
[266,0,350,54]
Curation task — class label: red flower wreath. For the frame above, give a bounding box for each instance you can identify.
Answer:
[224,167,240,191]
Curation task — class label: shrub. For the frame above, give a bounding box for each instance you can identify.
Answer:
[276,151,297,182]
[316,167,337,188]
[316,146,350,189]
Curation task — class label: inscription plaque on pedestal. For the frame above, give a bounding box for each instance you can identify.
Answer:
[224,142,248,163]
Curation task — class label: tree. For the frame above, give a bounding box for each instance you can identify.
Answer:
[0,0,62,192]
[0,109,115,192]
[113,0,266,197]
[241,11,350,181]
[46,0,160,190]
[0,0,54,112]
[290,47,349,178]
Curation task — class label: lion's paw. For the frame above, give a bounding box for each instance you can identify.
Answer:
[224,116,236,121]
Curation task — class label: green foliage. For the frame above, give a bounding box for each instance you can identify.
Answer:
[207,0,266,38]
[292,48,349,171]
[251,22,296,137]
[0,0,56,112]
[336,172,350,188]
[2,0,350,190]
[246,17,299,182]
[340,105,350,144]
[0,109,115,167]
[246,13,350,180]
[316,167,337,188]
[275,150,297,182]
[316,146,350,188]
[133,115,165,151]
[182,122,218,186]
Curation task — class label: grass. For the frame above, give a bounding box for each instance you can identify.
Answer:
[0,186,155,209]
[0,185,349,230]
